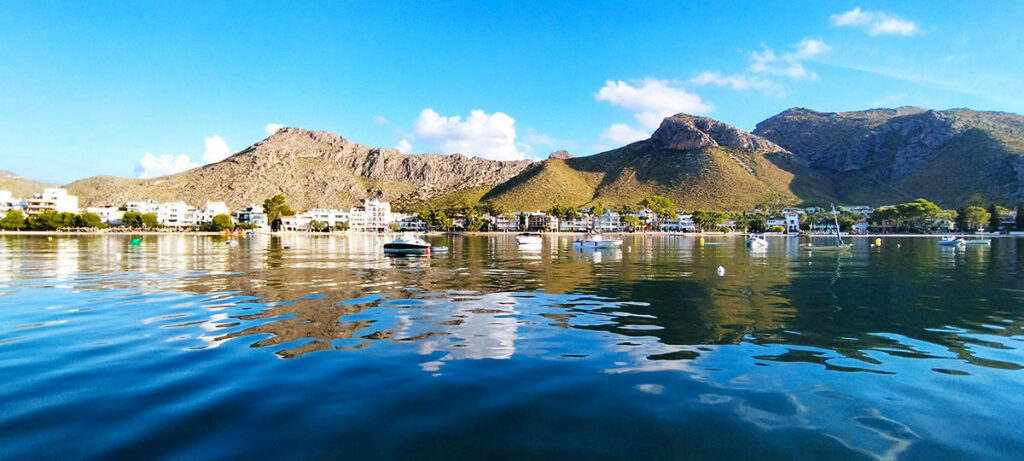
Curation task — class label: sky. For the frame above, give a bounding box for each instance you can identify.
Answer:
[1,1,1023,183]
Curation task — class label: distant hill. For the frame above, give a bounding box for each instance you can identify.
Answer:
[480,114,835,211]
[65,128,533,209]
[0,170,54,198]
[753,107,1024,207]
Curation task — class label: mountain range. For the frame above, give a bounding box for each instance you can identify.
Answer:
[4,107,1023,211]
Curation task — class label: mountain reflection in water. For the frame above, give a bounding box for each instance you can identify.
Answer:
[1,234,1022,460]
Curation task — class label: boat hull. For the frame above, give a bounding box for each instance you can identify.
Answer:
[574,241,622,249]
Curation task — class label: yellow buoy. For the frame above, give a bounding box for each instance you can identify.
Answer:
[699,237,705,246]
[875,238,881,246]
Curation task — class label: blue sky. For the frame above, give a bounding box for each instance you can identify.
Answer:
[1,1,1022,183]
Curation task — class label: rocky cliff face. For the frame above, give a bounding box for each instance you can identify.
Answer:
[753,107,1024,205]
[648,114,787,153]
[66,128,533,209]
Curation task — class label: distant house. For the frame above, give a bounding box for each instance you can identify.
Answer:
[236,204,268,231]
[0,190,26,214]
[593,211,622,232]
[126,199,159,214]
[766,216,787,230]
[26,188,79,215]
[84,206,123,224]
[194,201,231,226]
[156,201,194,227]
[280,214,312,231]
[395,215,427,232]
[658,215,696,232]
[559,216,590,232]
[526,212,557,232]
[307,208,350,228]
[491,214,519,232]
[852,220,870,234]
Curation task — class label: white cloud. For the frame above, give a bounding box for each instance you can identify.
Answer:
[202,135,231,164]
[748,38,831,80]
[136,152,199,179]
[522,132,556,146]
[373,115,389,125]
[409,108,524,161]
[690,38,831,97]
[396,139,412,154]
[264,123,283,135]
[689,71,773,91]
[600,123,650,145]
[830,7,919,36]
[595,79,712,129]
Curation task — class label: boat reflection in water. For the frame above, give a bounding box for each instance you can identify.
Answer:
[0,234,1022,460]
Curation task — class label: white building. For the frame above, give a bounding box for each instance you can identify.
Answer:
[156,201,195,227]
[26,188,79,215]
[281,214,313,231]
[593,211,623,232]
[194,201,231,226]
[236,204,268,231]
[84,206,123,224]
[396,215,427,232]
[559,216,590,232]
[0,190,26,214]
[308,208,350,228]
[771,212,801,232]
[658,215,696,232]
[126,200,160,214]
[491,214,519,232]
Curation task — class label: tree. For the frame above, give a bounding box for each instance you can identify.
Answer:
[518,212,529,231]
[28,211,74,230]
[548,204,579,220]
[641,196,677,220]
[1017,203,1024,231]
[768,225,787,233]
[591,203,604,218]
[481,201,506,217]
[617,204,637,214]
[141,213,160,228]
[692,210,726,231]
[0,210,26,230]
[263,194,294,231]
[388,222,400,232]
[956,206,989,232]
[212,214,234,231]
[622,215,643,231]
[894,198,942,232]
[309,220,329,232]
[334,221,351,232]
[465,216,486,232]
[74,212,105,229]
[121,211,143,228]
[987,204,1010,232]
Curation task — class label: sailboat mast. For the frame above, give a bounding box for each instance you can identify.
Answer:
[832,204,844,246]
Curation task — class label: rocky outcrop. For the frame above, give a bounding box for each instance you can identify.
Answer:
[754,107,1024,205]
[548,150,574,160]
[648,113,787,153]
[66,128,533,209]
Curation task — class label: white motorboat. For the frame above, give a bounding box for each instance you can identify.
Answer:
[938,236,966,247]
[515,233,543,245]
[383,236,432,254]
[965,238,992,246]
[745,235,768,250]
[574,234,622,249]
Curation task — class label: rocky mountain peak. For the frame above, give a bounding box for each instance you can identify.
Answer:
[648,113,787,153]
[548,150,574,160]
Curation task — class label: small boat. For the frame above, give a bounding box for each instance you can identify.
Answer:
[430,246,449,252]
[515,233,543,245]
[745,235,768,250]
[965,238,991,246]
[383,236,432,254]
[801,204,853,251]
[574,234,622,249]
[938,236,966,247]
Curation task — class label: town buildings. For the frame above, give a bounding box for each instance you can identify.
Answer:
[26,188,79,215]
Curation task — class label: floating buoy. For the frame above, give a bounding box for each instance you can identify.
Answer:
[875,238,881,246]
[130,237,142,246]
[717,266,725,276]
[47,236,53,241]
[699,237,705,246]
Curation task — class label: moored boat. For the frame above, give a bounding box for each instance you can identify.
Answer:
[800,204,853,251]
[515,233,543,245]
[938,236,966,247]
[383,236,432,254]
[965,238,991,246]
[745,235,767,250]
[574,234,622,249]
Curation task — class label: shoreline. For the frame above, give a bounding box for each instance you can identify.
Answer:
[0,230,1017,238]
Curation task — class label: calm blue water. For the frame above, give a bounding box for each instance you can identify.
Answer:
[0,234,1022,460]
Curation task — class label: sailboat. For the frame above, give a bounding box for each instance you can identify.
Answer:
[800,204,853,251]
